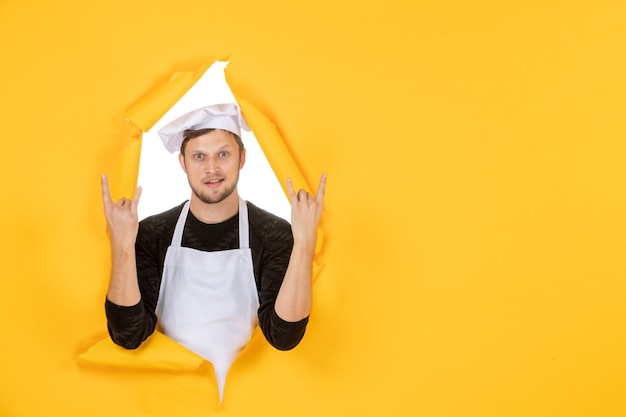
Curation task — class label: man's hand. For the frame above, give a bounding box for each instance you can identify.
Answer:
[101,174,142,250]
[275,174,327,321]
[286,174,327,255]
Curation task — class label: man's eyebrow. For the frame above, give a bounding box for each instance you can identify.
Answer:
[188,144,233,153]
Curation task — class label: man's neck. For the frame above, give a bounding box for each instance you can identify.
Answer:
[188,191,240,224]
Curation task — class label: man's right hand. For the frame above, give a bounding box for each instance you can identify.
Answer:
[101,174,142,249]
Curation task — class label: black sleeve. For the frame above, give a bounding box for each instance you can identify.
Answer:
[104,209,175,349]
[250,204,309,350]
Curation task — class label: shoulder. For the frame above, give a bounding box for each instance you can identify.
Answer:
[138,201,187,236]
[246,201,293,243]
[246,201,291,229]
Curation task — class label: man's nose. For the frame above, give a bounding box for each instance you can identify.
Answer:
[204,157,218,173]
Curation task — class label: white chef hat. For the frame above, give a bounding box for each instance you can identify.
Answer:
[157,103,250,153]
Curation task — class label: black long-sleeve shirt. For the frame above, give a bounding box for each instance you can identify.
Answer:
[105,200,308,351]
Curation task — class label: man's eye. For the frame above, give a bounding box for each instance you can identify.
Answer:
[219,151,229,158]
[193,154,203,160]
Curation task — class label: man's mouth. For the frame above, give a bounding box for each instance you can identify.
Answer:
[204,178,224,187]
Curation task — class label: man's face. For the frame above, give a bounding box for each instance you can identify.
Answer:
[178,130,245,205]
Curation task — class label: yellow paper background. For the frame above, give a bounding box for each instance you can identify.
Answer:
[1,1,625,416]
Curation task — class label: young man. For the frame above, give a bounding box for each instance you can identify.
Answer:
[101,103,326,398]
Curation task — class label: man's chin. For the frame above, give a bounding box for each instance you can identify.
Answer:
[197,194,226,205]
[193,188,236,205]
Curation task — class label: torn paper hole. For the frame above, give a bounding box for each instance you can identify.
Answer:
[79,60,324,404]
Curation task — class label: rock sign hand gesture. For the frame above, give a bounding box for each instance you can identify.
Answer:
[286,174,327,255]
[101,174,143,250]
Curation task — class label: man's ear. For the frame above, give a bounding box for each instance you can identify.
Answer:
[178,152,187,173]
[239,148,246,169]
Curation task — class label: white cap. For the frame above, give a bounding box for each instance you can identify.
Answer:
[157,103,250,153]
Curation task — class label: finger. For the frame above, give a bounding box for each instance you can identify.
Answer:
[315,173,327,205]
[286,177,298,203]
[297,189,309,202]
[101,174,113,207]
[132,185,143,209]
